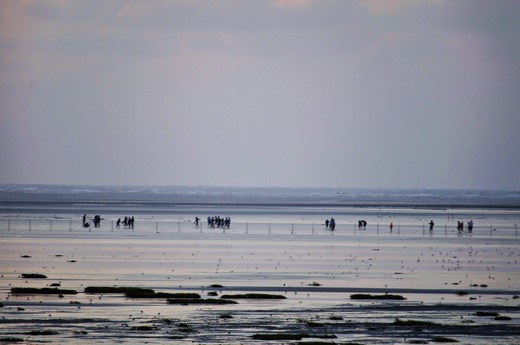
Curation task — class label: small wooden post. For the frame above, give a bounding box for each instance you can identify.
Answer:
[29,219,32,231]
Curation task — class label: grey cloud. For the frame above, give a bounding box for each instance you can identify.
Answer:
[1,0,519,189]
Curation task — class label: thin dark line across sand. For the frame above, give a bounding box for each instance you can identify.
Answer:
[198,285,520,296]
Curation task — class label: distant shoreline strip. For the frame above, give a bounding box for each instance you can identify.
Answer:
[1,200,520,210]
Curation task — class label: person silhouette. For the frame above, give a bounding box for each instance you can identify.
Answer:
[468,220,474,233]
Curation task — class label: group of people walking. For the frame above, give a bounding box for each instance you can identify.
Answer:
[116,216,135,229]
[429,219,474,234]
[457,220,474,234]
[206,216,231,229]
[323,218,475,235]
[358,220,367,230]
[324,218,336,231]
[82,214,102,228]
[80,214,476,235]
[82,215,135,229]
[326,219,367,231]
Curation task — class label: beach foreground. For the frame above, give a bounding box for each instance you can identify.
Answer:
[1,189,519,344]
[1,228,520,344]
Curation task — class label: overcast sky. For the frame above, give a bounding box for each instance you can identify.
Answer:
[1,0,519,190]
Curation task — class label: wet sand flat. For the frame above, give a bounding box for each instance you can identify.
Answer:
[1,204,520,344]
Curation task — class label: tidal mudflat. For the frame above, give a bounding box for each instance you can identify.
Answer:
[0,192,519,344]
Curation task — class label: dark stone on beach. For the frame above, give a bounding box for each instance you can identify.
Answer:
[0,338,24,343]
[252,333,336,341]
[73,331,88,335]
[393,319,436,326]
[350,293,406,300]
[295,341,338,345]
[431,336,459,343]
[125,291,200,299]
[21,273,47,279]
[294,342,338,345]
[131,325,157,331]
[177,323,195,333]
[297,318,324,327]
[219,314,233,319]
[475,311,499,317]
[84,286,154,294]
[494,316,512,321]
[167,298,237,305]
[11,287,77,295]
[252,334,307,340]
[26,330,59,336]
[157,292,201,299]
[328,315,343,320]
[220,293,286,299]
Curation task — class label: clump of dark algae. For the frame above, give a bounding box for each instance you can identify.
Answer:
[11,287,77,295]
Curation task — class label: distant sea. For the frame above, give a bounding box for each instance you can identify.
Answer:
[0,184,519,208]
